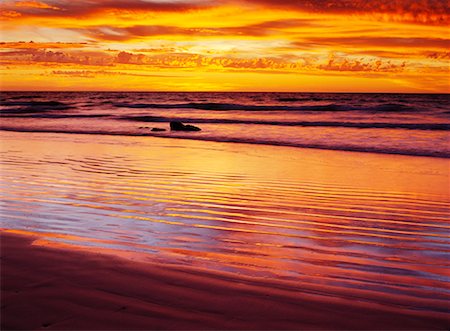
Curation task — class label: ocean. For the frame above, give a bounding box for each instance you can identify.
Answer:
[1,92,449,157]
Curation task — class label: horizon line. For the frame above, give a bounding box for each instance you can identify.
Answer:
[2,90,449,94]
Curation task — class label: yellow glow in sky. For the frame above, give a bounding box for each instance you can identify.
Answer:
[0,0,449,92]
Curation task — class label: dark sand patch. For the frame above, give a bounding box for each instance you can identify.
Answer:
[1,231,448,330]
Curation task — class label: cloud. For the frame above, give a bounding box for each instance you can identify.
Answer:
[131,47,178,53]
[426,51,450,60]
[31,50,93,64]
[318,54,406,72]
[0,10,22,19]
[0,48,114,66]
[3,0,211,18]
[117,51,134,64]
[51,70,178,78]
[75,19,318,41]
[111,51,302,69]
[78,26,189,42]
[6,0,448,25]
[0,41,88,49]
[1,44,412,74]
[348,49,450,60]
[241,0,449,25]
[295,36,450,49]
[51,70,95,78]
[2,0,448,27]
[14,0,60,10]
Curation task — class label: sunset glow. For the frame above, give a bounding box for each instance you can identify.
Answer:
[1,0,449,92]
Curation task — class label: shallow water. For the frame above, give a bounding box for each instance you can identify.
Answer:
[1,131,449,319]
[1,92,449,157]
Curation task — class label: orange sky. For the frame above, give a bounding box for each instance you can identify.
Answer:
[0,0,449,92]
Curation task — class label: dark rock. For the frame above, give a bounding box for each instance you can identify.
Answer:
[170,121,201,132]
[183,124,201,131]
[170,121,185,131]
[151,127,166,132]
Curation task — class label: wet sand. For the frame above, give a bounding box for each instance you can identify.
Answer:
[1,231,448,330]
[1,131,449,330]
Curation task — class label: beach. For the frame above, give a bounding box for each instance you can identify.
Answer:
[1,130,449,330]
[2,231,448,330]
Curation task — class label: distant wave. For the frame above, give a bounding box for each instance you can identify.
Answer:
[114,102,423,113]
[366,103,415,113]
[0,101,74,113]
[114,102,354,111]
[1,95,42,100]
[1,101,72,108]
[122,116,449,131]
[276,97,308,102]
[0,99,435,114]
[0,113,110,118]
[1,127,448,158]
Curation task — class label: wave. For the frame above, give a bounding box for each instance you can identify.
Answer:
[1,127,448,158]
[1,101,72,108]
[122,116,449,131]
[0,113,111,118]
[0,99,433,115]
[276,97,308,102]
[366,103,415,113]
[113,101,426,113]
[113,102,356,111]
[1,95,42,100]
[0,101,74,113]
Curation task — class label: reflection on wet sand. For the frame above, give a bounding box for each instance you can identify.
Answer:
[1,131,449,322]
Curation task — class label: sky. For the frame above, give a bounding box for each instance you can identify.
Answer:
[0,0,449,92]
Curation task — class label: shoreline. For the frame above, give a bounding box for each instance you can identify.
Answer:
[0,128,449,159]
[2,231,449,330]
